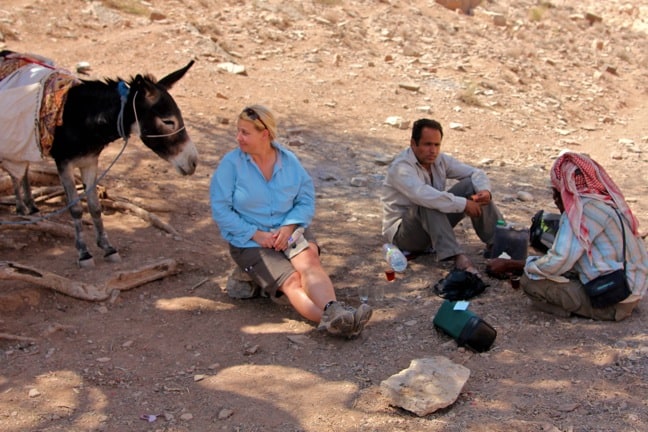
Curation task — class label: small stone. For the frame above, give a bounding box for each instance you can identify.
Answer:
[180,413,193,421]
[150,11,166,21]
[584,12,602,25]
[217,62,247,75]
[350,176,368,187]
[381,356,470,416]
[516,191,534,202]
[28,388,41,398]
[385,116,410,129]
[193,374,206,382]
[244,344,259,356]
[218,408,234,420]
[492,14,506,26]
[288,137,306,147]
[618,138,634,146]
[75,61,91,74]
[398,82,420,92]
[374,154,393,166]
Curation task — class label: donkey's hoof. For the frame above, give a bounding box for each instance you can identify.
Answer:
[104,251,122,263]
[78,257,96,268]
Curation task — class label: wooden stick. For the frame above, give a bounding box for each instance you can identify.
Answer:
[0,332,38,342]
[189,277,210,291]
[100,198,180,236]
[110,195,175,213]
[105,258,180,292]
[0,261,110,301]
[0,259,180,301]
[0,217,74,237]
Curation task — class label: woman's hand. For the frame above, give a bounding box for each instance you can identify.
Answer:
[253,225,298,250]
[271,225,295,251]
[252,230,277,249]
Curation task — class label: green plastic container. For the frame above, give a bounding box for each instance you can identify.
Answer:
[433,300,497,352]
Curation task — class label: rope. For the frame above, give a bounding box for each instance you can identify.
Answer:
[131,91,186,139]
[0,82,132,226]
[2,79,187,227]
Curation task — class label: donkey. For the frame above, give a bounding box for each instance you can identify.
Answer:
[0,51,198,267]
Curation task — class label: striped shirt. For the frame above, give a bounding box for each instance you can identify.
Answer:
[525,198,648,297]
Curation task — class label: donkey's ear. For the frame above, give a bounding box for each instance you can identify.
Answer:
[133,74,161,103]
[158,60,194,90]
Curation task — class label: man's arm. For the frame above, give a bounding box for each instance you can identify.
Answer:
[388,159,467,214]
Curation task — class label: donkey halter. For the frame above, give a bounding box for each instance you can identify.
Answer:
[117,81,185,141]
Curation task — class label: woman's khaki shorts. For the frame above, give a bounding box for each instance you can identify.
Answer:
[228,229,316,297]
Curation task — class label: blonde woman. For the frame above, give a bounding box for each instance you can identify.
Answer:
[210,105,371,338]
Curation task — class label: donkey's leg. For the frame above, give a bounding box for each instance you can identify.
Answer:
[9,173,29,215]
[2,161,37,214]
[57,161,95,267]
[20,164,39,214]
[78,162,121,263]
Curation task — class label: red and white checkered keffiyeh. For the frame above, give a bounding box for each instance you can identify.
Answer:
[550,152,639,253]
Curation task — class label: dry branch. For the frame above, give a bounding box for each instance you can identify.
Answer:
[0,259,180,301]
[105,258,180,292]
[0,216,74,237]
[0,332,37,342]
[0,261,108,300]
[101,198,180,236]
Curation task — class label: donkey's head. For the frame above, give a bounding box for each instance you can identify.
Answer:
[129,61,198,176]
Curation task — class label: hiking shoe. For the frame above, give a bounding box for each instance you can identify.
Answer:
[318,301,354,337]
[348,303,373,338]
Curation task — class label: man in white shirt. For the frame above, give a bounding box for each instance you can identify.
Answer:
[381,118,502,273]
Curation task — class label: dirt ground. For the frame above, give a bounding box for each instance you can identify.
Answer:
[1,0,648,431]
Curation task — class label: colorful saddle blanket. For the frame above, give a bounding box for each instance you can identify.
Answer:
[0,52,80,161]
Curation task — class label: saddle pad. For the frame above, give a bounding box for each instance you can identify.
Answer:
[0,54,79,161]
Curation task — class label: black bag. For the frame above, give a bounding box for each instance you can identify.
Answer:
[583,208,631,308]
[529,210,561,253]
[584,269,631,308]
[433,269,488,301]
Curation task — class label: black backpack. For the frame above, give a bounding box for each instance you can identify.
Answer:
[433,269,488,301]
[529,210,561,253]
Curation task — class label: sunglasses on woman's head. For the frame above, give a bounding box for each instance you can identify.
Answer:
[243,107,268,130]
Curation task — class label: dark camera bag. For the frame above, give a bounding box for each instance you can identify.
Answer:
[584,269,630,308]
[583,208,631,308]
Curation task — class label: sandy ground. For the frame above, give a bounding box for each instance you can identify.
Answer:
[1,0,647,431]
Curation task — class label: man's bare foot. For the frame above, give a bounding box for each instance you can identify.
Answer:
[454,254,479,274]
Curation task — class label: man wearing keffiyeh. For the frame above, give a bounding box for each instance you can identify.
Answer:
[487,152,647,321]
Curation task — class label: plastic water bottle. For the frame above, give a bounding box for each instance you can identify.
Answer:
[382,243,408,272]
